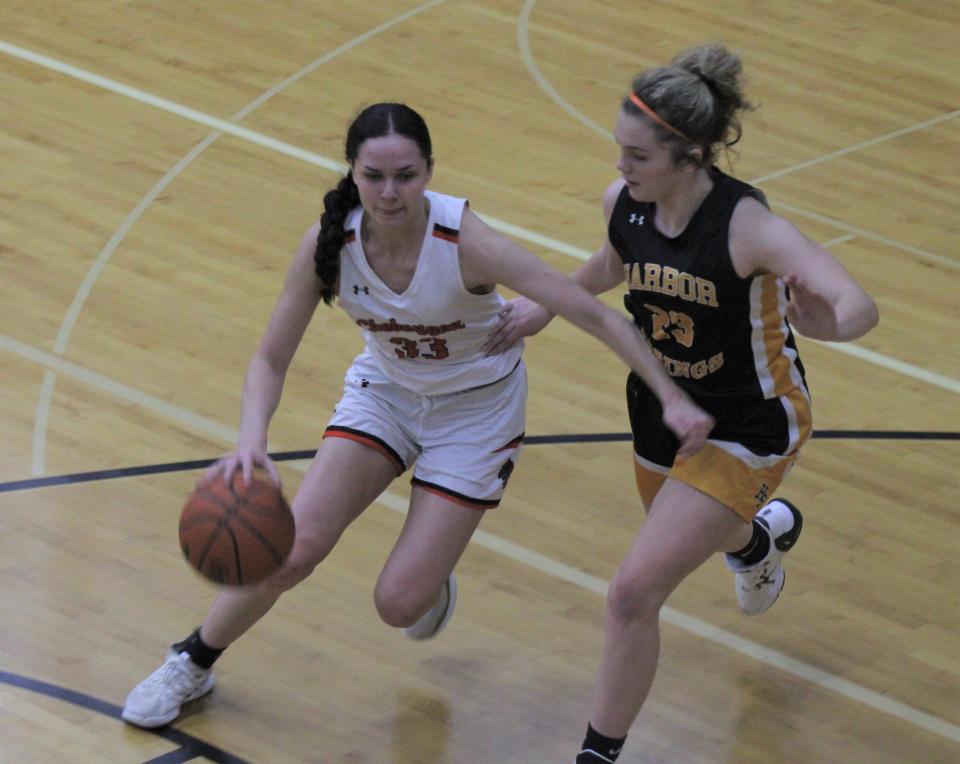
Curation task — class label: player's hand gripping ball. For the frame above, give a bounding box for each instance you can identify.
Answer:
[179,472,295,586]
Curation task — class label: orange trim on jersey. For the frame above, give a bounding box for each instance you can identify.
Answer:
[493,433,524,452]
[432,223,459,243]
[413,481,498,510]
[323,428,404,475]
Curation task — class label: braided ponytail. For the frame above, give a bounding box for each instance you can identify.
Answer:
[315,172,360,306]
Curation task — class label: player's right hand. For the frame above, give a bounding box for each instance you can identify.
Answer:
[201,445,281,489]
[661,396,714,459]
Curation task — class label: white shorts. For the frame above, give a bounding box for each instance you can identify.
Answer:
[324,352,527,509]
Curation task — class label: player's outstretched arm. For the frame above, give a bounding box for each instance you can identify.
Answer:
[461,209,713,457]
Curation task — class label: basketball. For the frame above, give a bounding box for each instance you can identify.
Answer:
[179,472,295,586]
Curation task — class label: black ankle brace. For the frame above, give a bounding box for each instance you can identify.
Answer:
[730,518,771,566]
[172,627,224,669]
[576,723,626,763]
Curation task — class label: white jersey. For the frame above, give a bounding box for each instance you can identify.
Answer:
[337,190,524,395]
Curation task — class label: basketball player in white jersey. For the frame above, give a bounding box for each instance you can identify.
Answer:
[121,102,713,729]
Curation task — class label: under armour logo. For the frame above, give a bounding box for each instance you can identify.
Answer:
[352,285,369,294]
[629,213,645,225]
[754,483,770,506]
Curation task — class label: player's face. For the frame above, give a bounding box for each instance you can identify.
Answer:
[353,134,433,228]
[613,109,682,202]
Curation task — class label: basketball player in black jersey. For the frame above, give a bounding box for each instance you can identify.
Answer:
[486,43,878,763]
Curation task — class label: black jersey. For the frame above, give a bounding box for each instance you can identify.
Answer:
[610,168,810,455]
[609,167,807,403]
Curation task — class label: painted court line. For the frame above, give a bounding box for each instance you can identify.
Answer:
[2,334,239,448]
[17,1,448,476]
[515,4,959,273]
[774,200,960,272]
[1,38,584,261]
[1,31,958,745]
[31,137,218,475]
[748,109,960,185]
[3,38,956,399]
[3,332,958,745]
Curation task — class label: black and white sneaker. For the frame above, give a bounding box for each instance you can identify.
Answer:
[725,498,803,615]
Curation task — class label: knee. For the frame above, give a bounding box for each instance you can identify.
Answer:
[606,569,668,625]
[373,578,430,628]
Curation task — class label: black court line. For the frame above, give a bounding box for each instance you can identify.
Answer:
[1,427,956,758]
[0,670,250,764]
[1,430,957,495]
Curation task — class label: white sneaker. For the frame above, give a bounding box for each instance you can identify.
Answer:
[725,499,803,615]
[404,573,458,640]
[121,650,215,728]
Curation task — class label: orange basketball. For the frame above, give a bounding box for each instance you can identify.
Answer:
[179,472,295,586]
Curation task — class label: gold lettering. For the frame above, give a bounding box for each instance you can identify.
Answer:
[655,351,724,379]
[697,278,719,307]
[643,263,661,292]
[661,266,679,297]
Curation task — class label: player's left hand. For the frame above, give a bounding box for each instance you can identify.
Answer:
[482,297,553,355]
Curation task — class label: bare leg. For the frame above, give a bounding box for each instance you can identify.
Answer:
[589,478,746,736]
[200,438,398,648]
[373,485,485,628]
[120,438,402,729]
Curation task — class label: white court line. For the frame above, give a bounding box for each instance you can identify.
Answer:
[3,334,239,447]
[819,342,960,394]
[6,36,953,278]
[775,200,960,272]
[31,137,219,474]
[9,0,448,475]
[0,40,342,173]
[2,331,957,745]
[2,32,959,743]
[0,39,583,260]
[514,2,960,273]
[370,489,960,747]
[517,0,612,141]
[5,38,956,397]
[748,109,960,185]
[821,234,855,249]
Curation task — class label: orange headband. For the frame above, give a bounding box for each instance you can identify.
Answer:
[627,92,689,141]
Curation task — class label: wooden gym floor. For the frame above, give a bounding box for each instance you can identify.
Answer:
[1,2,957,762]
